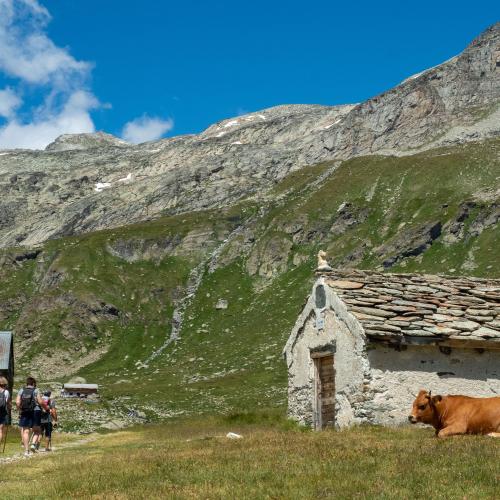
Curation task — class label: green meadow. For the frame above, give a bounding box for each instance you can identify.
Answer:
[0,415,498,499]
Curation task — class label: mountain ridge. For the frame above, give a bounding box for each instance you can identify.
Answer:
[0,23,498,249]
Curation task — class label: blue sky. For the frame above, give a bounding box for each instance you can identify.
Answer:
[0,0,498,149]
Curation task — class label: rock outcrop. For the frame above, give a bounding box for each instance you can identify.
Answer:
[45,132,129,152]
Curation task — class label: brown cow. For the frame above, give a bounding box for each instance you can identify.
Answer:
[409,389,500,438]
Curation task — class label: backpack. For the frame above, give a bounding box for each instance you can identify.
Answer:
[41,398,51,423]
[20,387,36,413]
[0,390,6,414]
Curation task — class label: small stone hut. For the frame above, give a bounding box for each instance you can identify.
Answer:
[62,383,99,397]
[283,269,500,430]
[0,331,14,390]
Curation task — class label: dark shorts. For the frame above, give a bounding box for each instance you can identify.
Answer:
[41,422,53,438]
[19,410,42,428]
[0,413,7,425]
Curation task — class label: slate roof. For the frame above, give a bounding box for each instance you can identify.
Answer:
[320,270,500,346]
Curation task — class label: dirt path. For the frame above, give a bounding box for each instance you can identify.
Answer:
[0,434,98,464]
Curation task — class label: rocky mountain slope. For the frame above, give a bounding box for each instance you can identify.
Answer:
[1,137,498,430]
[0,24,499,249]
[0,24,499,430]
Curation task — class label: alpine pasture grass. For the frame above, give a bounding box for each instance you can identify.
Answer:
[0,415,498,499]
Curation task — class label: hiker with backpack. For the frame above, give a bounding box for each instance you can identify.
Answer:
[0,376,11,448]
[40,390,58,452]
[16,377,44,456]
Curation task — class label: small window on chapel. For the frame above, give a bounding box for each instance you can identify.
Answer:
[315,285,326,309]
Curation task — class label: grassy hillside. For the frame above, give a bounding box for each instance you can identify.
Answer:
[0,139,498,429]
[1,416,499,498]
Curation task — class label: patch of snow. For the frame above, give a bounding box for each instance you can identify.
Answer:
[0,152,10,156]
[94,182,112,192]
[223,120,239,128]
[231,141,242,145]
[215,132,226,138]
[226,432,243,439]
[401,55,458,85]
[404,71,425,83]
[118,173,133,183]
[257,114,266,120]
[323,119,342,130]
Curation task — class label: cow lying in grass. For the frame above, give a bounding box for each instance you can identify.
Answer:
[409,390,500,438]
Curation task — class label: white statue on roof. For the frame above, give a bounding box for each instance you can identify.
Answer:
[317,250,332,271]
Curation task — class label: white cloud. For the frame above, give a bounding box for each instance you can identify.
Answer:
[0,0,89,87]
[14,0,49,18]
[122,115,173,144]
[0,1,174,150]
[0,91,97,150]
[0,87,21,118]
[0,0,98,149]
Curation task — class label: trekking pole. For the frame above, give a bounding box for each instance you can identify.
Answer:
[1,425,9,453]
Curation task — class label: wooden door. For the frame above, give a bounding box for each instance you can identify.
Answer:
[314,355,335,429]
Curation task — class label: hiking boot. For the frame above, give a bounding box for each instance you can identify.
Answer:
[30,444,36,452]
[23,451,30,457]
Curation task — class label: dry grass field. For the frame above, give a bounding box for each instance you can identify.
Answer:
[0,414,498,499]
